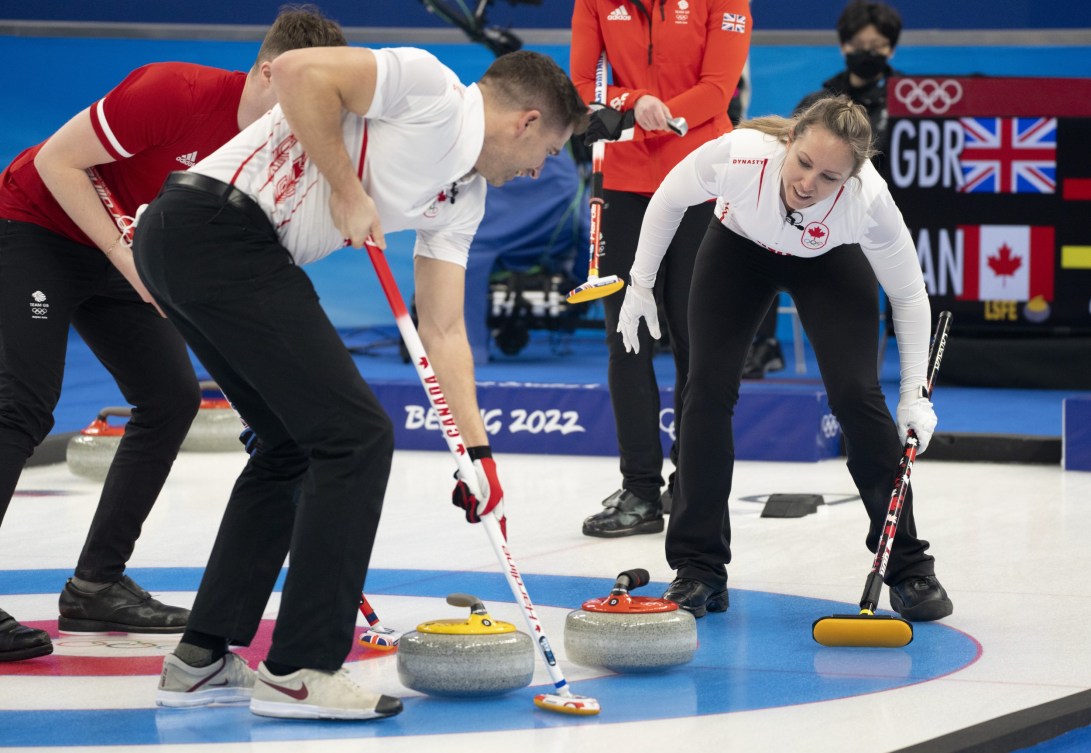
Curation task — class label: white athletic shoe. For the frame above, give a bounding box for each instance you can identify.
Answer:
[250,662,403,720]
[156,652,255,707]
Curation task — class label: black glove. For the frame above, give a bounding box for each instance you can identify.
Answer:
[584,105,636,146]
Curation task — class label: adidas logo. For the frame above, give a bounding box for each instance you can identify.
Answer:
[175,151,198,167]
[607,5,631,21]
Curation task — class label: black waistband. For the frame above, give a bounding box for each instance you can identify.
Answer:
[162,171,270,229]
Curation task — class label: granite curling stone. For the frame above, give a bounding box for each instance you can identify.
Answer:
[397,593,535,697]
[180,381,242,452]
[565,568,697,673]
[66,406,131,481]
[180,377,242,449]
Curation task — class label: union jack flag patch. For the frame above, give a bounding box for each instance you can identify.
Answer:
[722,13,746,32]
[958,116,1056,194]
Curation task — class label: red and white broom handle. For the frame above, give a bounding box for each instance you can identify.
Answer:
[363,239,576,698]
[861,311,952,612]
[585,51,607,282]
[86,166,136,244]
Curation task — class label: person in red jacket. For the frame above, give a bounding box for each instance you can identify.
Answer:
[0,5,345,663]
[572,0,751,537]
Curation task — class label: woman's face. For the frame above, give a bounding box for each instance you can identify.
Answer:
[780,126,856,211]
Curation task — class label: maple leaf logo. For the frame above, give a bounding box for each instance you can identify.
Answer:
[987,243,1022,279]
[807,225,827,240]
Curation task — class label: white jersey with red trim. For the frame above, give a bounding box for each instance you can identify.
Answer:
[632,127,931,394]
[189,47,486,267]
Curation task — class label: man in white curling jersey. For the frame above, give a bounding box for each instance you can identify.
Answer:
[134,45,586,720]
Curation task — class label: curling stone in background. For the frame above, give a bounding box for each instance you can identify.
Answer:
[565,568,697,673]
[66,407,131,481]
[397,593,534,697]
[180,381,242,452]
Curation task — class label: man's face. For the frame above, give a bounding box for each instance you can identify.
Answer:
[476,112,574,187]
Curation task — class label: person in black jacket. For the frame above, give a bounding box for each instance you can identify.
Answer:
[743,0,903,379]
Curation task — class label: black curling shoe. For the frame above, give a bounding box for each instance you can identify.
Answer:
[889,574,954,622]
[0,608,53,662]
[582,489,664,538]
[662,577,729,618]
[58,575,190,634]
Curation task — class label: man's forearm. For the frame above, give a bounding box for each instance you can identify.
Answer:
[421,327,489,448]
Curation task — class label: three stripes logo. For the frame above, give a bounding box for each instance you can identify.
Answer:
[175,151,198,167]
[606,5,631,21]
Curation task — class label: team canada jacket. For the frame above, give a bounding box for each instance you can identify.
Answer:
[571,0,752,194]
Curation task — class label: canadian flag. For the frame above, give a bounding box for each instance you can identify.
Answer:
[957,224,1054,301]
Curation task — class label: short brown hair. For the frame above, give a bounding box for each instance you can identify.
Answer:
[480,50,588,134]
[254,4,346,65]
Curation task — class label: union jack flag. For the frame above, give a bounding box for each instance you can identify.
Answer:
[958,117,1056,194]
[722,13,746,32]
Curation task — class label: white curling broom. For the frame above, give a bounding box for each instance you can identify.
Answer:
[364,238,600,716]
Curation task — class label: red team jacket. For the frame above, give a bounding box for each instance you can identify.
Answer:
[0,63,246,247]
[571,0,752,194]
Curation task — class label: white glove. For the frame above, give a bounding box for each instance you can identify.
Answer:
[897,390,938,453]
[616,283,660,354]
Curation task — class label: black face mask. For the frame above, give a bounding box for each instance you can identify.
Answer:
[845,50,888,81]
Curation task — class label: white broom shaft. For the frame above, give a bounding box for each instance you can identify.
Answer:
[364,240,574,697]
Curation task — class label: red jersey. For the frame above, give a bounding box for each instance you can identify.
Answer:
[571,0,751,194]
[0,62,246,246]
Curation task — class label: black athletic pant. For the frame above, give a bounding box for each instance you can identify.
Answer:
[0,219,200,582]
[599,191,712,502]
[133,178,394,669]
[667,222,935,587]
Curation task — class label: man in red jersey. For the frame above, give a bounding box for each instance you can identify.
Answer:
[0,4,345,663]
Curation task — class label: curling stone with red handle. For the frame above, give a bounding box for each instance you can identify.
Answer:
[565,568,697,673]
[66,407,131,481]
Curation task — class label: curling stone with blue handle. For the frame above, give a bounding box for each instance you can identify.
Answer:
[66,407,131,481]
[180,381,242,452]
[397,593,534,697]
[565,568,697,673]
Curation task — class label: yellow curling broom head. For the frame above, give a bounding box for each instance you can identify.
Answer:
[566,275,624,304]
[533,692,602,716]
[812,612,913,648]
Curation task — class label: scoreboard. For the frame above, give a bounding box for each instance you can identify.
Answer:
[887,76,1091,335]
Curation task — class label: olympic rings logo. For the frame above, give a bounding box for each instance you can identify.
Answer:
[893,78,963,115]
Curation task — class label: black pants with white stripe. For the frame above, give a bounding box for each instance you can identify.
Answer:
[599,191,712,503]
[667,221,935,588]
[0,218,200,582]
[133,181,393,670]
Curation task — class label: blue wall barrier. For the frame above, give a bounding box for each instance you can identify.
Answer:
[373,380,842,461]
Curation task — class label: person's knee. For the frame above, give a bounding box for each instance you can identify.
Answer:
[129,378,201,434]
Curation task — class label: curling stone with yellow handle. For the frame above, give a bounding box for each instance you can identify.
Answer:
[66,407,131,481]
[565,568,697,673]
[397,593,535,697]
[180,381,243,452]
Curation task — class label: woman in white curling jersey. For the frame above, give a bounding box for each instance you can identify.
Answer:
[617,95,951,621]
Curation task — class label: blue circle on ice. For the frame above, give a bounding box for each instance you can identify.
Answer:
[0,568,979,746]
